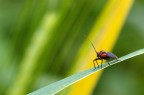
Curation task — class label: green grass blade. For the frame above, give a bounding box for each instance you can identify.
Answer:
[27,49,144,95]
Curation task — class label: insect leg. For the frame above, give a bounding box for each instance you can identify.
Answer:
[93,60,96,69]
[116,58,120,61]
[93,58,100,69]
[100,59,103,69]
[107,61,111,65]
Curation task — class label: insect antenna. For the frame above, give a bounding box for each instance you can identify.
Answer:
[87,38,98,55]
[83,34,98,55]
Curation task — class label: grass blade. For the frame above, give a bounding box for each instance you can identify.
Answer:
[27,49,144,95]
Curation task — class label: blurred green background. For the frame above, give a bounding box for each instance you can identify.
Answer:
[0,0,144,95]
[94,1,144,95]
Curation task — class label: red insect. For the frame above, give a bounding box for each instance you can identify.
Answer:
[89,40,119,69]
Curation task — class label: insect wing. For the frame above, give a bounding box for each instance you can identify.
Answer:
[106,52,118,59]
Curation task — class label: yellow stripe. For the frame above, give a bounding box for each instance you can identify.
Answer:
[68,0,134,95]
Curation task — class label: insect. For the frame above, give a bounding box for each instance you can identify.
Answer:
[88,40,119,69]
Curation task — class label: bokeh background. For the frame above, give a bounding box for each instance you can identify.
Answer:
[0,0,144,95]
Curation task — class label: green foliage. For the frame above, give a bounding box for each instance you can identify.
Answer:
[1,0,106,95]
[0,0,144,95]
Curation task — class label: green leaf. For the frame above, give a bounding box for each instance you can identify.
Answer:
[27,49,144,95]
